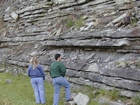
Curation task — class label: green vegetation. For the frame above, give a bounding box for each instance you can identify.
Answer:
[65,16,84,28]
[132,95,140,105]
[0,73,56,105]
[96,88,108,96]
[66,19,75,27]
[75,17,84,28]
[130,17,139,25]
[0,72,100,105]
[97,88,120,101]
[0,72,138,105]
[0,16,3,30]
[90,100,99,105]
[108,89,120,100]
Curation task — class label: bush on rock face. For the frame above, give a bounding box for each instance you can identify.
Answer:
[0,16,3,30]
[132,95,140,105]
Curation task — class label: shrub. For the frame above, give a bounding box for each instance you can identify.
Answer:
[75,17,84,28]
[66,19,74,27]
[96,88,108,96]
[89,100,99,105]
[108,89,120,100]
[0,16,3,30]
[132,95,140,105]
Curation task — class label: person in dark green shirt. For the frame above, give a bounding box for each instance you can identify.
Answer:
[50,54,73,105]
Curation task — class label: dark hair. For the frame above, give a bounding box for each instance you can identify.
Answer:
[55,54,61,60]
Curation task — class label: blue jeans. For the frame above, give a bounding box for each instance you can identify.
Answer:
[52,76,71,105]
[31,77,46,104]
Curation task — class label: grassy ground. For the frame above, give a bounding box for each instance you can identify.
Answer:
[0,72,62,105]
[1,72,138,105]
[0,72,97,105]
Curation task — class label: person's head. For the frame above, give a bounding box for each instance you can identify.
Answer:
[55,54,61,61]
[30,57,38,69]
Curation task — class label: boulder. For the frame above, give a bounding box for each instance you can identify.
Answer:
[0,68,4,73]
[74,92,89,105]
[5,79,12,84]
[11,11,19,20]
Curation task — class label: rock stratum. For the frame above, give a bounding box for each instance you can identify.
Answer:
[0,0,140,98]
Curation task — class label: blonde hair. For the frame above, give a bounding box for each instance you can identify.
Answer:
[30,57,38,69]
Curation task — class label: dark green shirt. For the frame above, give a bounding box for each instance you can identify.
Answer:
[50,61,66,78]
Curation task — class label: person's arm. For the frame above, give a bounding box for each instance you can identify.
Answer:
[49,66,52,76]
[38,65,45,80]
[27,65,31,77]
[60,63,66,77]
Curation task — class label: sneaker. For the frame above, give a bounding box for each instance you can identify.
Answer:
[66,98,74,102]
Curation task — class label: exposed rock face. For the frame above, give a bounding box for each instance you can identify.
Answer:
[0,0,140,97]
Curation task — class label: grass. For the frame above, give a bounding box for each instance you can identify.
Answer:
[71,85,99,104]
[0,72,63,105]
[66,19,75,27]
[0,72,136,105]
[95,88,120,101]
[130,17,139,25]
[0,72,101,105]
[0,16,3,30]
[65,16,84,28]
[108,89,120,100]
[75,17,84,28]
[132,95,140,105]
[96,88,108,96]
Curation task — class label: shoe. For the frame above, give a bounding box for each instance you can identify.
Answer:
[66,98,74,102]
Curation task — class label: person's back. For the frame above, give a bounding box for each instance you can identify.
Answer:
[28,64,45,79]
[28,57,46,104]
[50,61,66,78]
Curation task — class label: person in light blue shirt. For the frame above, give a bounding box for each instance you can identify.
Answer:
[28,57,46,104]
